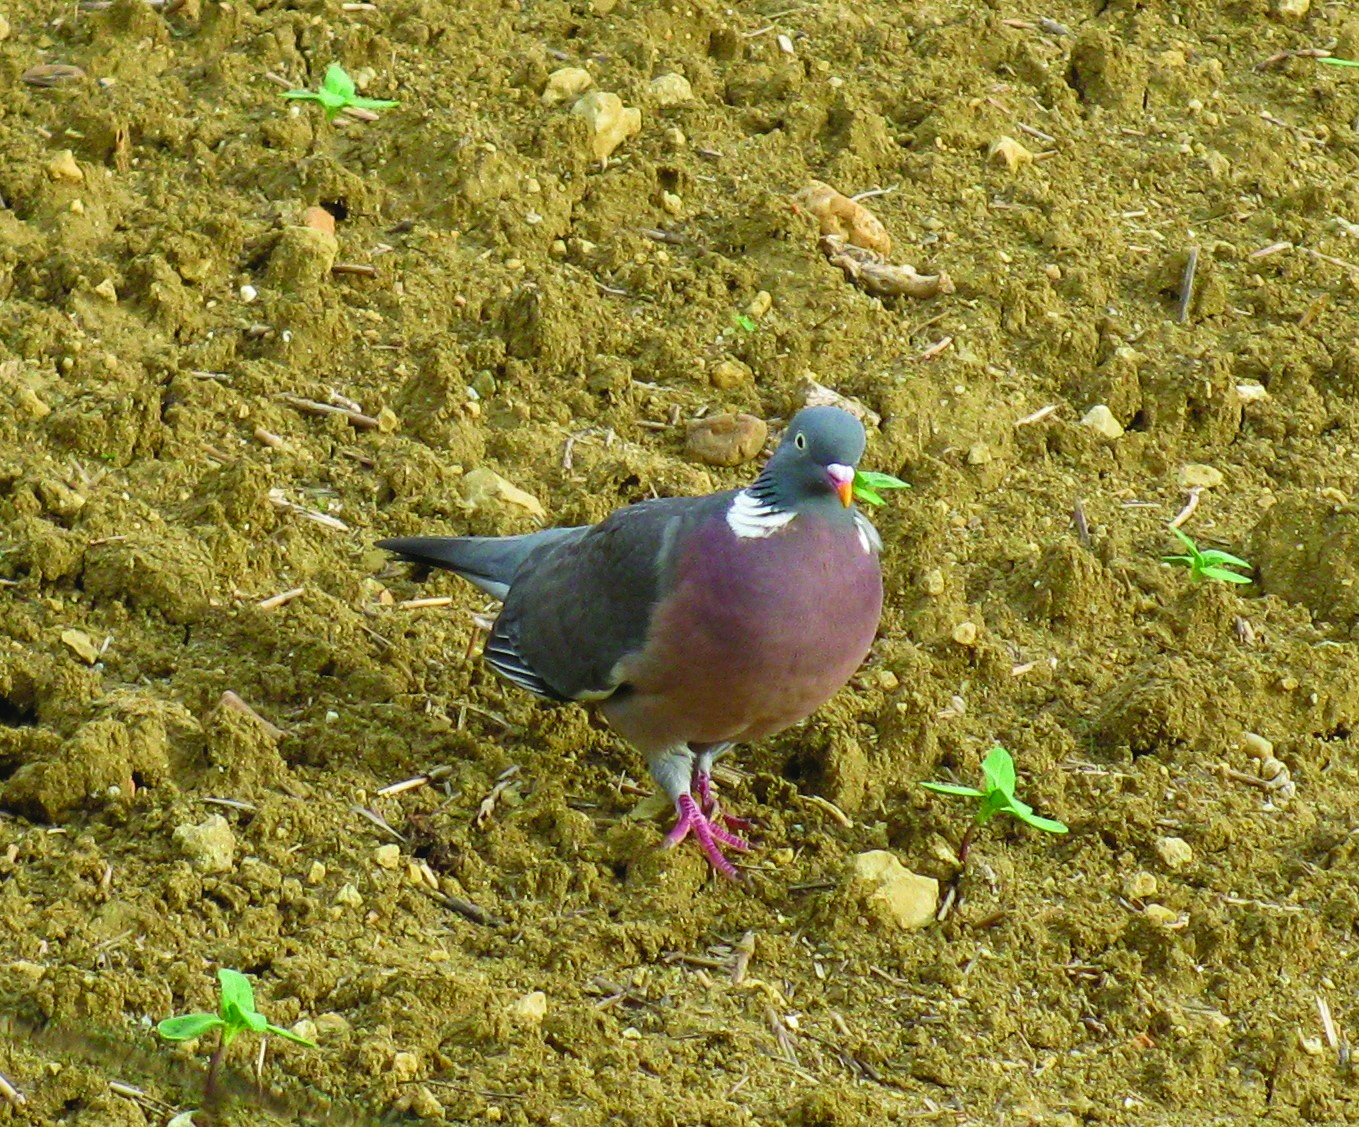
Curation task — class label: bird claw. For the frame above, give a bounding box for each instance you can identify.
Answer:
[664,793,751,880]
[694,770,758,836]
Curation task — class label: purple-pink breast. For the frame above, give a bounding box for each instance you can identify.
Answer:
[602,512,883,754]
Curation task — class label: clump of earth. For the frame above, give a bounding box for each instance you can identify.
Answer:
[3,0,1359,1122]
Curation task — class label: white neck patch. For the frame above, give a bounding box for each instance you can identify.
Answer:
[726,489,795,539]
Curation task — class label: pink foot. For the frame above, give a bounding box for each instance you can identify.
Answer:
[663,794,751,880]
[694,770,758,834]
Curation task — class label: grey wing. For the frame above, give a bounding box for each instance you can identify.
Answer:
[484,493,728,702]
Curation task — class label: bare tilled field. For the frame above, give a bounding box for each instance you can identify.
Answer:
[4,0,1359,1123]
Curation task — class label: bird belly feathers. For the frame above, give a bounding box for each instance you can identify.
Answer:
[602,514,882,754]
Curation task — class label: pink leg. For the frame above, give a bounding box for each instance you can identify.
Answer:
[694,770,757,834]
[663,794,751,880]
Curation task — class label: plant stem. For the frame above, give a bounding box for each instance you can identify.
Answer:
[200,1034,227,1123]
[957,823,977,866]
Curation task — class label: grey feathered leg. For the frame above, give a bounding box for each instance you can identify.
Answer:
[648,745,750,880]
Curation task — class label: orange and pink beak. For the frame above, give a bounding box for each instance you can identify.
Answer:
[827,464,855,507]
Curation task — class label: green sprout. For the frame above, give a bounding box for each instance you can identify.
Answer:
[921,745,1067,864]
[1318,57,1359,69]
[158,969,314,1110]
[853,469,910,506]
[1161,526,1252,585]
[282,64,398,121]
[733,313,758,332]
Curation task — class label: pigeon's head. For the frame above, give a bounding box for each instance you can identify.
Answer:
[759,405,868,512]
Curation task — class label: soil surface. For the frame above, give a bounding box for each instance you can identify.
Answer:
[4,0,1359,1123]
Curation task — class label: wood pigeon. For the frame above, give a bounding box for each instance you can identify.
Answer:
[379,405,884,879]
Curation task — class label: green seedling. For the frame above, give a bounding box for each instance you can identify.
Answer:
[1318,57,1359,69]
[282,64,398,121]
[1161,526,1252,585]
[158,968,314,1112]
[921,745,1068,864]
[853,469,910,506]
[733,313,758,332]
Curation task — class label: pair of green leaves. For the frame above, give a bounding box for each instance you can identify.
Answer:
[1161,526,1252,585]
[853,469,909,506]
[921,745,1068,835]
[283,64,399,121]
[157,969,315,1050]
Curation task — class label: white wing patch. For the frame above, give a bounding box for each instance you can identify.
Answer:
[853,510,882,555]
[483,637,557,698]
[726,490,796,539]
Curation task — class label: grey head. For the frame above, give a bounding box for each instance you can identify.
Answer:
[747,405,868,517]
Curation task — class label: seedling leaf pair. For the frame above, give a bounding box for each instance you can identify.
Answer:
[921,745,1068,835]
[158,968,315,1049]
[283,64,399,121]
[1162,526,1252,585]
[853,469,910,506]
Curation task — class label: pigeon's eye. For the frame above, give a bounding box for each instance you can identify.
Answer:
[794,432,806,449]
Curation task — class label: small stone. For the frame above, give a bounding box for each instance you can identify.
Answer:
[571,90,642,162]
[851,851,938,930]
[685,413,768,467]
[922,569,946,596]
[173,815,236,874]
[508,990,548,1026]
[1123,871,1158,899]
[1142,903,1183,928]
[708,359,752,389]
[745,290,772,319]
[16,387,50,419]
[266,226,338,292]
[966,443,993,465]
[660,190,683,216]
[335,882,363,907]
[1178,463,1224,489]
[93,278,118,302]
[60,628,101,664]
[1241,731,1273,760]
[461,467,547,519]
[375,406,401,434]
[290,1018,319,1044]
[389,1051,420,1081]
[987,135,1034,171]
[1271,0,1309,17]
[373,844,401,870]
[406,1086,443,1119]
[46,149,84,184]
[0,13,9,40]
[952,621,979,646]
[1236,383,1268,403]
[542,66,593,106]
[1155,836,1194,871]
[1080,404,1124,439]
[301,205,336,238]
[648,72,694,106]
[315,1012,351,1037]
[877,669,899,691]
[307,860,326,884]
[239,283,258,303]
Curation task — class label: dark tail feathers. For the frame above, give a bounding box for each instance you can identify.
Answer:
[378,530,582,600]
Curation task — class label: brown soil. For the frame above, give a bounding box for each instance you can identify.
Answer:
[4,0,1359,1123]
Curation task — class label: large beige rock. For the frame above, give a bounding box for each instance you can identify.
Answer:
[173,815,236,873]
[572,91,641,162]
[851,851,938,930]
[685,413,767,467]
